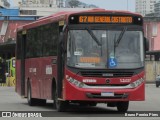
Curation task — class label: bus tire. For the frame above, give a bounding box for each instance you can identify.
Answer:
[89,102,97,107]
[117,101,129,112]
[79,102,97,107]
[79,102,89,106]
[27,83,37,106]
[57,100,69,112]
[156,84,159,88]
[53,90,68,112]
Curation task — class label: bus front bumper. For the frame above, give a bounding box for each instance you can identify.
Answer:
[63,79,145,102]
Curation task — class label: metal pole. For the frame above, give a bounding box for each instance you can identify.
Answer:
[127,0,128,10]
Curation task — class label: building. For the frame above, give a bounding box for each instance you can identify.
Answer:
[144,17,160,51]
[0,8,40,59]
[0,8,40,44]
[20,0,60,8]
[11,0,21,8]
[0,0,10,8]
[143,17,160,82]
[19,0,93,16]
[135,0,156,16]
[144,17,160,61]
[19,7,92,16]
[154,0,160,16]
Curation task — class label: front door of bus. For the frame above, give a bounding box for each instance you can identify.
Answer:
[21,34,26,96]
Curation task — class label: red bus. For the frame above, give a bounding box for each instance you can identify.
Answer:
[16,9,148,112]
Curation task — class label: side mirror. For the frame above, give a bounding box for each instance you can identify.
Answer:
[144,37,149,52]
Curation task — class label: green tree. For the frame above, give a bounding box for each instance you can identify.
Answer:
[68,0,80,8]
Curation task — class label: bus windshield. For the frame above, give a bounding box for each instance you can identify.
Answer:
[67,28,144,69]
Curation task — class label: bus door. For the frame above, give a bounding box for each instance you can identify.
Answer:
[57,23,65,98]
[21,33,26,95]
[16,31,26,96]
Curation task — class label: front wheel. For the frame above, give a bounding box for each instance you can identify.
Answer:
[156,84,159,88]
[89,102,97,106]
[79,102,97,107]
[117,101,129,112]
[56,100,69,112]
[53,90,68,112]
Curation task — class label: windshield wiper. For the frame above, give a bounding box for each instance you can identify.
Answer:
[114,27,127,47]
[85,27,102,46]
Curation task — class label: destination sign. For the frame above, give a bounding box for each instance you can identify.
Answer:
[69,14,143,25]
[79,16,133,24]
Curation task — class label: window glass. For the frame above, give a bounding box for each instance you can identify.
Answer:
[42,23,59,56]
[25,23,59,58]
[67,29,144,69]
[16,32,22,59]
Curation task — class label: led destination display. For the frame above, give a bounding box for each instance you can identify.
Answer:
[79,16,133,24]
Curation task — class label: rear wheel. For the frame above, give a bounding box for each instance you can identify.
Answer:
[27,83,37,106]
[37,99,46,106]
[27,83,46,106]
[117,101,129,112]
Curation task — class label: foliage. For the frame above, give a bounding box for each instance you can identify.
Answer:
[68,0,80,8]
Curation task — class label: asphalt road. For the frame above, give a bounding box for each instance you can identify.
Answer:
[0,84,160,119]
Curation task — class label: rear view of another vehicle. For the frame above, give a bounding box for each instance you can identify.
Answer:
[6,57,16,86]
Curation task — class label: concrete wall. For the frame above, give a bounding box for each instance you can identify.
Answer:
[145,61,160,82]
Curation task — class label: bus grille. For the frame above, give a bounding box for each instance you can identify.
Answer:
[86,93,128,99]
[80,71,134,78]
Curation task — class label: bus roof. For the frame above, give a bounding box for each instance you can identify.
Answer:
[17,9,142,32]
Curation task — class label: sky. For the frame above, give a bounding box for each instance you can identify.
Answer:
[79,0,135,12]
[8,0,135,12]
[8,0,14,7]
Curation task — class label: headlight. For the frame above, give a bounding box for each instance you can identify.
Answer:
[128,78,144,88]
[66,75,144,89]
[66,75,86,88]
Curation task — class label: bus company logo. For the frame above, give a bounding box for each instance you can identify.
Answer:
[106,79,111,84]
[82,79,97,83]
[2,112,11,117]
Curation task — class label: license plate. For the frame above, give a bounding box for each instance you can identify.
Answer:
[101,92,114,97]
